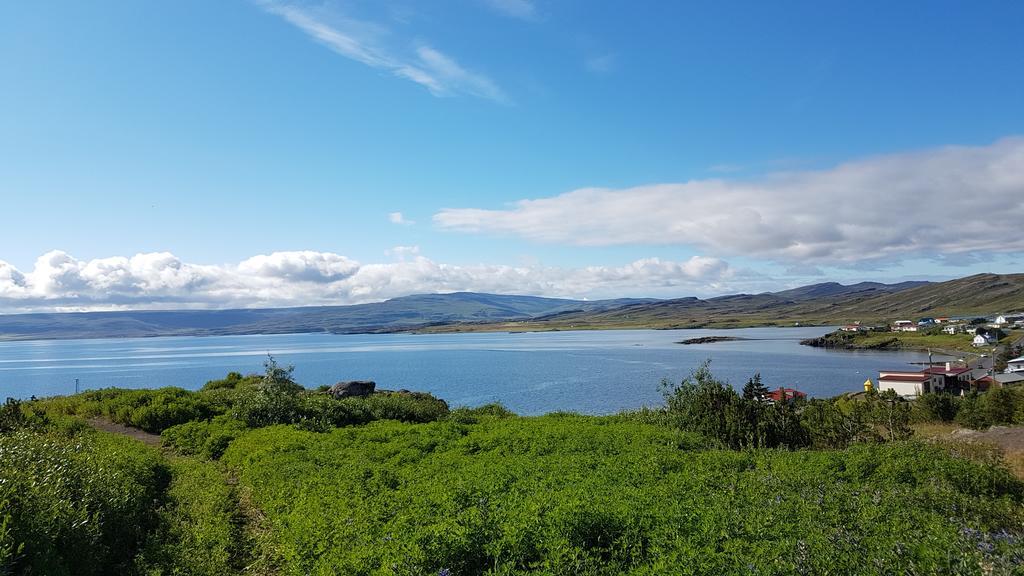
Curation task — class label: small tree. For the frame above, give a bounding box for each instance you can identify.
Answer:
[872,390,913,441]
[231,355,304,427]
[260,355,302,393]
[741,373,769,400]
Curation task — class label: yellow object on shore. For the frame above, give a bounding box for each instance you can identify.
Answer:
[864,378,874,392]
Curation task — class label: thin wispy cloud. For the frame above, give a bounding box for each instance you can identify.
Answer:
[388,212,414,225]
[435,138,1024,266]
[260,1,510,103]
[482,0,537,20]
[584,54,616,74]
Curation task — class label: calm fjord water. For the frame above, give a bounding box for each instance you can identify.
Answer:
[0,328,938,414]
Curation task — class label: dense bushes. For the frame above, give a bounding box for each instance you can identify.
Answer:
[223,417,1024,575]
[162,415,249,459]
[35,387,221,433]
[654,363,915,449]
[659,363,808,448]
[0,429,168,576]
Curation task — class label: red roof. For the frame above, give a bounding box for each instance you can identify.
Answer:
[764,387,807,402]
[923,366,970,375]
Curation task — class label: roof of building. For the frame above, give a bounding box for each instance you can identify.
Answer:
[995,373,1024,385]
[879,373,931,382]
[1007,357,1024,364]
[764,387,807,401]
[922,366,970,375]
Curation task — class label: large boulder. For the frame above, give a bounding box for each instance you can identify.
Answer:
[328,380,376,398]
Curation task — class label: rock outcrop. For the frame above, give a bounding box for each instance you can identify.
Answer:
[328,380,376,398]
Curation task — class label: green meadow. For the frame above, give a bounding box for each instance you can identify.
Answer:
[3,359,1024,575]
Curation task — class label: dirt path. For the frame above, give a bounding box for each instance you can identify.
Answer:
[87,418,162,447]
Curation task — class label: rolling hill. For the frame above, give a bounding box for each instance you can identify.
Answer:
[1,274,1020,340]
[418,274,1023,332]
[0,293,655,341]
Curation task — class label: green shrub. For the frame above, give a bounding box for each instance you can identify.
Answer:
[980,387,1019,425]
[660,362,808,449]
[31,387,221,433]
[222,418,1024,575]
[912,393,960,422]
[134,458,245,575]
[162,415,248,460]
[231,386,303,428]
[0,429,168,576]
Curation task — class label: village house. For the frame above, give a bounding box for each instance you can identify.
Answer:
[973,333,997,347]
[922,363,972,391]
[763,387,807,404]
[994,313,1024,326]
[890,320,919,332]
[995,372,1024,387]
[942,322,967,335]
[877,370,944,398]
[1007,356,1024,373]
[840,323,866,332]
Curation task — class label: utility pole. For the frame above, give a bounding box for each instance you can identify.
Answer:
[75,378,79,394]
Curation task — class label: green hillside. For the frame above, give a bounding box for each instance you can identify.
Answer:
[421,273,1024,332]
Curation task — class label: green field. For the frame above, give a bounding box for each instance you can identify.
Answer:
[4,361,1024,575]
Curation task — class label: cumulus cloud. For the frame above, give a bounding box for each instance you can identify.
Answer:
[0,251,740,313]
[434,138,1024,265]
[261,1,509,103]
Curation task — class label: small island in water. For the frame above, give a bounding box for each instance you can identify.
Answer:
[675,335,749,345]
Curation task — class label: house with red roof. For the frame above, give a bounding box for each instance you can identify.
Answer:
[922,363,972,391]
[763,387,807,404]
[877,370,944,398]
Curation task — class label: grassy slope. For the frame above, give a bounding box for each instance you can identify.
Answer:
[418,273,1024,333]
[222,417,1024,576]
[808,329,1024,355]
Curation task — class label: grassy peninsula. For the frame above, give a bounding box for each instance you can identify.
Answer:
[801,329,1023,355]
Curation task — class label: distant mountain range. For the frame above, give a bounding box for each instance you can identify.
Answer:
[0,293,655,340]
[0,273,1021,340]
[441,273,1020,332]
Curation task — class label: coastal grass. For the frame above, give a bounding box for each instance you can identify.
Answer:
[222,416,1024,575]
[8,365,1024,574]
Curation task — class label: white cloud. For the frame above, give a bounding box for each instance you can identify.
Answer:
[434,137,1024,265]
[0,250,740,313]
[261,1,509,103]
[237,251,359,282]
[388,211,414,225]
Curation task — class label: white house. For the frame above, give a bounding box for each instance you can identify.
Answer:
[1007,357,1024,373]
[973,333,996,347]
[942,323,966,335]
[891,320,919,332]
[995,314,1024,326]
[878,370,944,398]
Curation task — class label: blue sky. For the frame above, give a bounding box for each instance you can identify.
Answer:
[1,1,1022,311]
